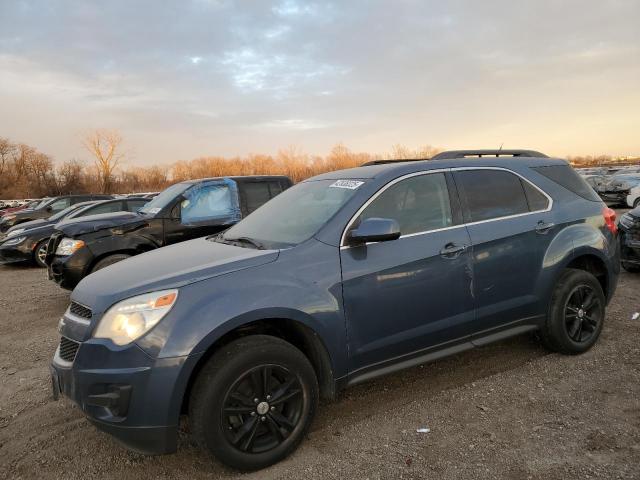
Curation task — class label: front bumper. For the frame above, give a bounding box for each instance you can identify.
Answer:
[50,336,199,454]
[619,228,640,266]
[0,239,35,264]
[47,247,94,290]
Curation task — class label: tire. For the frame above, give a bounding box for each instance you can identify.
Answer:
[540,268,606,355]
[189,335,318,471]
[622,262,640,273]
[91,253,131,273]
[33,239,49,268]
[634,198,640,208]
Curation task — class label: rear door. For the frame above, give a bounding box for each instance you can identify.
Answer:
[453,168,553,335]
[340,171,475,373]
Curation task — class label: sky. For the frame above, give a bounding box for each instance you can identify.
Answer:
[0,0,639,166]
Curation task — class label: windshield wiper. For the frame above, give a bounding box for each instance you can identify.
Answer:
[224,236,265,250]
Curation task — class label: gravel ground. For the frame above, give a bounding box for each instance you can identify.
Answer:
[1,262,639,479]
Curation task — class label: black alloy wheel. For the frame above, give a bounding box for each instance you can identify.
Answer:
[563,284,603,343]
[222,364,304,454]
[189,335,318,470]
[540,268,606,354]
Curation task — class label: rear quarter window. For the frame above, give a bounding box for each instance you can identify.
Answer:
[532,165,601,202]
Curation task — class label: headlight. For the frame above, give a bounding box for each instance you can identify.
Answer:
[7,228,25,237]
[55,238,85,256]
[2,215,16,222]
[93,290,178,346]
[2,236,26,246]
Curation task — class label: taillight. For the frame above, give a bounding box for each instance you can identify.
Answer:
[603,207,617,235]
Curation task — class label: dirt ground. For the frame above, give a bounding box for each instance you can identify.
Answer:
[0,263,639,479]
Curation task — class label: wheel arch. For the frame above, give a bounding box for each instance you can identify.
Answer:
[180,317,337,417]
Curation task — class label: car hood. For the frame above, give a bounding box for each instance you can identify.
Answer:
[7,217,50,233]
[56,211,151,237]
[71,237,279,311]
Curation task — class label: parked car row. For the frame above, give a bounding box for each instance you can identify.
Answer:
[577,165,640,208]
[45,150,628,470]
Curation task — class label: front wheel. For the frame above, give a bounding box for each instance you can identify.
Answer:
[33,239,49,268]
[189,335,318,471]
[91,253,131,273]
[540,268,606,354]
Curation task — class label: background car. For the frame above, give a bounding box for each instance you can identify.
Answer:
[0,197,150,267]
[0,194,113,233]
[619,206,640,272]
[46,176,291,289]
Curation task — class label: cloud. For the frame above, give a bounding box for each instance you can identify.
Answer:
[0,0,638,164]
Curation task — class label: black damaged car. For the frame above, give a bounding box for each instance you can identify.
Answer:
[0,197,150,267]
[46,176,292,289]
[619,206,640,273]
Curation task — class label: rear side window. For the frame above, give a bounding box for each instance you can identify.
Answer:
[82,201,124,216]
[243,182,272,214]
[358,172,453,235]
[126,199,148,212]
[521,180,549,211]
[532,165,601,202]
[455,170,529,222]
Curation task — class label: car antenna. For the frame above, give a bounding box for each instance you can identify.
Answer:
[497,143,503,157]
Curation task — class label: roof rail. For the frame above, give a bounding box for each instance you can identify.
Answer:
[431,149,548,160]
[361,158,428,166]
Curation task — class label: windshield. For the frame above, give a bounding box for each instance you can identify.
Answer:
[221,179,365,248]
[138,182,190,215]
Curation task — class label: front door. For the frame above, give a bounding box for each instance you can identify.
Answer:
[164,180,241,244]
[340,171,475,373]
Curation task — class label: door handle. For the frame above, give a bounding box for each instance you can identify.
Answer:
[440,243,467,258]
[535,221,555,234]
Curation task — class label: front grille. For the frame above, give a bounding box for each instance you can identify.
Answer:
[58,336,80,362]
[69,301,92,319]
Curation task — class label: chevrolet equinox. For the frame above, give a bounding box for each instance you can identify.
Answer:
[51,149,620,470]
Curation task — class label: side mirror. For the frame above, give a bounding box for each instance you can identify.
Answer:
[348,217,401,245]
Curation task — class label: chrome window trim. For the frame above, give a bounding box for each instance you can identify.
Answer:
[340,166,553,249]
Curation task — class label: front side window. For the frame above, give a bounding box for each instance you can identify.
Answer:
[455,170,530,222]
[181,183,236,224]
[356,173,453,236]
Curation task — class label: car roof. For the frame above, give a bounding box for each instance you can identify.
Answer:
[179,175,290,185]
[307,153,568,182]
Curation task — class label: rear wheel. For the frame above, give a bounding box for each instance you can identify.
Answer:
[540,268,606,354]
[189,335,318,471]
[91,253,131,273]
[33,239,49,268]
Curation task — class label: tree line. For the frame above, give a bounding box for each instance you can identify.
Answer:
[0,132,439,198]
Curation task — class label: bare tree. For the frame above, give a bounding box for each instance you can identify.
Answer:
[82,129,125,193]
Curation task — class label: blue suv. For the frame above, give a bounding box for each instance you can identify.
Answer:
[51,150,620,470]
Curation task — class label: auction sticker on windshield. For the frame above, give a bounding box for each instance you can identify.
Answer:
[329,180,364,190]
